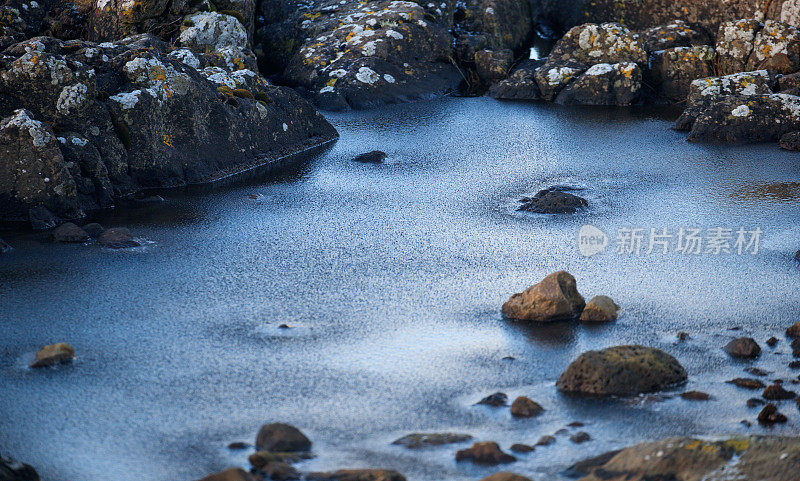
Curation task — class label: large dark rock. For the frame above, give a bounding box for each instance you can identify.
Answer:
[637,21,710,52]
[392,433,473,449]
[502,270,586,322]
[723,337,762,359]
[306,470,405,481]
[0,454,39,481]
[716,19,800,76]
[256,423,311,452]
[649,46,715,103]
[574,436,800,481]
[29,342,75,368]
[781,130,800,150]
[0,35,337,228]
[556,345,687,396]
[52,222,89,242]
[488,60,542,100]
[98,227,139,249]
[199,468,259,481]
[452,0,532,69]
[518,187,588,214]
[683,94,800,143]
[455,442,516,465]
[554,62,642,106]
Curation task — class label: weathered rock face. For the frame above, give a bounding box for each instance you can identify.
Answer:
[30,342,75,368]
[724,337,762,358]
[686,94,800,142]
[452,0,532,64]
[717,19,800,75]
[637,21,710,52]
[578,295,619,323]
[474,48,513,85]
[555,62,642,106]
[256,423,312,452]
[502,270,586,322]
[556,345,687,396]
[488,59,542,100]
[509,396,543,418]
[649,46,715,103]
[267,0,459,110]
[0,34,337,227]
[575,436,800,481]
[547,23,647,67]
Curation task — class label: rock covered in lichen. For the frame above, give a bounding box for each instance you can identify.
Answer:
[547,23,647,67]
[281,0,459,110]
[649,46,715,103]
[488,59,542,100]
[533,61,586,101]
[555,62,642,106]
[637,20,710,52]
[0,34,337,227]
[685,94,800,142]
[716,19,800,75]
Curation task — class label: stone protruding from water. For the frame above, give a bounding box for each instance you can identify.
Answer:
[502,271,586,322]
[391,433,472,449]
[579,296,619,323]
[518,188,588,214]
[30,343,75,368]
[199,468,259,481]
[306,470,406,481]
[723,337,761,359]
[510,396,543,418]
[556,345,687,396]
[255,423,311,452]
[455,442,516,465]
[478,473,532,481]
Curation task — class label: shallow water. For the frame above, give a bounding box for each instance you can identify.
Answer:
[1,97,800,481]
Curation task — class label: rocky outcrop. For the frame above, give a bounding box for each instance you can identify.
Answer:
[502,271,585,322]
[0,34,337,227]
[637,21,710,52]
[574,436,800,481]
[556,345,687,396]
[488,60,542,100]
[649,46,715,103]
[518,187,588,213]
[717,19,800,75]
[30,342,74,368]
[555,62,642,106]
[256,423,312,452]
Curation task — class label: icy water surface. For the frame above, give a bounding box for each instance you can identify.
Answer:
[2,97,800,481]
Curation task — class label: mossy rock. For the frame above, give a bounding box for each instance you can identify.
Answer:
[232,88,254,99]
[219,9,245,25]
[557,345,687,397]
[254,91,272,104]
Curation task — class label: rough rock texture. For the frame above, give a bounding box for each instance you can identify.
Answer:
[266,0,460,110]
[533,60,586,101]
[555,62,642,106]
[510,396,543,418]
[0,454,39,481]
[502,271,586,322]
[392,433,473,449]
[575,436,800,481]
[547,23,647,67]
[723,337,762,358]
[758,404,788,424]
[727,377,767,389]
[256,423,312,452]
[716,19,764,75]
[648,46,715,103]
[52,221,88,242]
[199,468,259,481]
[29,342,74,368]
[455,442,516,465]
[518,187,587,213]
[0,34,337,227]
[579,295,619,323]
[488,60,542,100]
[556,345,687,396]
[637,21,710,52]
[780,130,800,149]
[763,382,797,400]
[306,470,406,481]
[474,48,513,85]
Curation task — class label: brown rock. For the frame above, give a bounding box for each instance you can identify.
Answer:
[556,345,687,396]
[757,403,787,424]
[306,470,405,481]
[199,468,259,481]
[256,423,311,452]
[723,337,761,359]
[475,49,514,85]
[510,396,543,418]
[248,451,312,470]
[766,337,779,347]
[727,378,766,390]
[570,432,591,444]
[763,382,797,400]
[535,435,555,446]
[680,391,710,401]
[259,462,300,481]
[744,367,769,376]
[509,444,534,453]
[455,442,516,465]
[478,473,532,481]
[30,342,75,368]
[787,321,800,338]
[677,331,690,341]
[391,433,472,449]
[502,271,585,322]
[98,227,140,249]
[649,46,714,103]
[579,295,619,323]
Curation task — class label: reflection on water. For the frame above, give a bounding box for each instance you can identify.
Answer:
[1,97,800,481]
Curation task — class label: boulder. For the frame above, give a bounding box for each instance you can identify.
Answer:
[279,0,460,110]
[786,321,800,338]
[547,23,647,67]
[554,62,642,106]
[509,444,534,453]
[255,423,311,452]
[52,222,89,243]
[306,470,405,481]
[716,19,764,75]
[518,187,588,213]
[727,378,766,389]
[638,21,710,52]
[574,436,800,481]
[780,131,800,150]
[477,392,508,406]
[248,451,313,469]
[352,151,387,163]
[0,35,337,228]
[199,468,259,481]
[257,462,300,481]
[478,473,531,481]
[98,227,139,249]
[392,433,473,449]
[723,337,762,358]
[502,271,586,322]
[534,61,587,101]
[535,435,555,446]
[178,12,248,53]
[0,454,39,481]
[683,94,800,143]
[746,20,800,74]
[763,382,797,400]
[30,342,75,368]
[793,337,800,357]
[455,442,516,465]
[648,46,715,103]
[757,403,787,424]
[579,295,619,323]
[509,396,543,418]
[82,223,105,238]
[680,390,711,400]
[570,432,591,443]
[488,60,542,100]
[475,49,514,85]
[556,345,687,396]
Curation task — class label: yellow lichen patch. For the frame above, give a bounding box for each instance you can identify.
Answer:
[162,134,174,148]
[724,438,750,453]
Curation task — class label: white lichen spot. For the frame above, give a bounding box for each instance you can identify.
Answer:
[320,86,335,93]
[731,104,751,117]
[0,109,52,147]
[109,90,143,109]
[386,29,403,39]
[282,123,288,131]
[56,83,88,115]
[585,63,613,76]
[355,66,380,84]
[383,73,395,83]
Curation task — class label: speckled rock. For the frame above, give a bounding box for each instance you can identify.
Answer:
[455,442,516,465]
[502,271,586,322]
[30,342,74,368]
[277,0,460,110]
[533,60,587,101]
[488,60,542,100]
[557,345,687,396]
[685,94,800,142]
[256,423,311,452]
[579,295,619,323]
[575,436,800,481]
[555,62,642,106]
[746,20,800,74]
[452,0,532,65]
[649,46,715,103]
[474,49,513,85]
[199,468,259,481]
[547,23,647,67]
[637,20,710,52]
[716,19,764,75]
[306,470,406,481]
[0,453,39,481]
[0,35,337,227]
[392,433,473,449]
[781,130,800,149]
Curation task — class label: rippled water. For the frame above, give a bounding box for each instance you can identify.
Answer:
[1,97,800,481]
